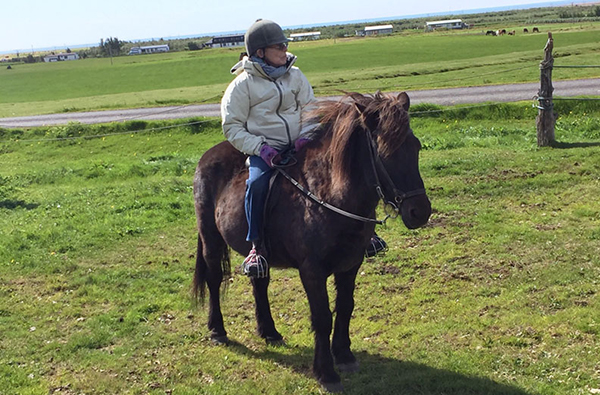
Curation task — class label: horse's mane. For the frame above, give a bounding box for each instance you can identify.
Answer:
[307,91,411,192]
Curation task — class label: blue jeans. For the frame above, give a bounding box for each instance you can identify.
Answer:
[245,156,274,242]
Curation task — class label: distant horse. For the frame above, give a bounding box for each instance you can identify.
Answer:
[192,91,432,392]
[486,30,496,36]
[524,28,529,33]
[508,30,516,35]
[533,27,540,33]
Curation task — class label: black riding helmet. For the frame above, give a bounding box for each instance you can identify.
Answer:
[245,19,290,56]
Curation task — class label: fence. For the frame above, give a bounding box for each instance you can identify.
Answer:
[535,32,600,146]
[2,34,600,146]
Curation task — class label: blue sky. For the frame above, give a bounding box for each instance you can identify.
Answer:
[0,0,588,53]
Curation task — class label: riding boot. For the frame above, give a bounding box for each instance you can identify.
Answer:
[365,232,388,257]
[242,243,269,278]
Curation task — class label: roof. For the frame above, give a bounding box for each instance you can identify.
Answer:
[290,32,321,37]
[138,45,169,49]
[425,19,463,25]
[364,24,393,31]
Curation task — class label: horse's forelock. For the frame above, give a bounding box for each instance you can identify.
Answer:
[373,94,410,158]
[310,93,410,189]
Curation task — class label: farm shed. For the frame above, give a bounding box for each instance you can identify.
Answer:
[203,34,245,48]
[356,24,393,36]
[425,19,469,30]
[43,52,80,62]
[128,45,170,55]
[290,31,321,41]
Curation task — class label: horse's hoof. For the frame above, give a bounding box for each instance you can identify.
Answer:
[210,335,229,345]
[336,361,360,373]
[320,381,344,393]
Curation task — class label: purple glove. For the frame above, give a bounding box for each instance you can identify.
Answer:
[294,137,311,153]
[259,144,278,168]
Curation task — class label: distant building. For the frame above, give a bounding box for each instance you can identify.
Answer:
[425,19,469,30]
[290,31,321,41]
[43,52,80,62]
[203,34,245,49]
[356,24,393,36]
[128,45,170,55]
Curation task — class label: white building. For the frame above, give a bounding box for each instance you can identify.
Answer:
[128,44,170,55]
[290,31,321,41]
[43,52,80,62]
[425,19,469,30]
[357,24,393,36]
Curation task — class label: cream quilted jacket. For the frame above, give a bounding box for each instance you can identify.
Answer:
[221,54,315,156]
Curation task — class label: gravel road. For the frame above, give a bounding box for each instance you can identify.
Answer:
[1,78,598,128]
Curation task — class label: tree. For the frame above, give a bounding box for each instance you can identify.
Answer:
[100,37,124,57]
[187,41,201,51]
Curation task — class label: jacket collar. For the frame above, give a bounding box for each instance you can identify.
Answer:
[230,53,297,79]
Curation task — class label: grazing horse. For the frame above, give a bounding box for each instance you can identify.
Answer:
[533,27,540,33]
[524,28,529,33]
[192,91,431,392]
[486,30,496,36]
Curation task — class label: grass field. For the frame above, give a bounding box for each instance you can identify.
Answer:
[1,98,599,394]
[1,12,599,394]
[1,22,599,118]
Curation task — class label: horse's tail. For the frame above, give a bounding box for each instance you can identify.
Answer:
[192,235,207,304]
[192,233,231,306]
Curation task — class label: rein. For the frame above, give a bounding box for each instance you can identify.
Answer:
[275,127,426,225]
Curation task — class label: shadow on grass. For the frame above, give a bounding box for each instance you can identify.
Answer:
[552,141,600,149]
[0,199,39,210]
[226,340,535,395]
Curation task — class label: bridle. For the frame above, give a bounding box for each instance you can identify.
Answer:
[364,127,426,221]
[275,126,427,225]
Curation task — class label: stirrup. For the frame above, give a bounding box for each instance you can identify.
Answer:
[365,234,388,258]
[241,248,269,278]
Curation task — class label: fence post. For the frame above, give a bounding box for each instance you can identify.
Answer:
[536,32,555,147]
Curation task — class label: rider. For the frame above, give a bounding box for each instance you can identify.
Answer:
[221,19,387,279]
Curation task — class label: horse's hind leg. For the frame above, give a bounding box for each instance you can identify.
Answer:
[196,225,230,344]
[251,276,283,344]
[332,267,360,372]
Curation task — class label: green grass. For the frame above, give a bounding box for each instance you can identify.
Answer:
[1,24,599,117]
[1,100,599,394]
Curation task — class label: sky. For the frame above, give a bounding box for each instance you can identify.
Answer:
[0,0,588,53]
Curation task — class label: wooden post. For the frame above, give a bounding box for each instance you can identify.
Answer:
[536,32,555,147]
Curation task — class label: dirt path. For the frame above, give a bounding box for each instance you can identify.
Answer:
[1,78,598,128]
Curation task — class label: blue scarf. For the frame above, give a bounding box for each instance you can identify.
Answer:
[251,55,289,80]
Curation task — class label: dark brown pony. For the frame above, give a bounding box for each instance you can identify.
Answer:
[192,91,431,392]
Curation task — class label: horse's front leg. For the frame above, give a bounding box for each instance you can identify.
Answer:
[251,275,283,344]
[299,267,342,392]
[332,266,360,372]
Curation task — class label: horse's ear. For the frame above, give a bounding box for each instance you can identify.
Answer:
[397,92,410,111]
[353,101,367,115]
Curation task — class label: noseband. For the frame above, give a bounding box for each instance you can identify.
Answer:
[276,127,426,225]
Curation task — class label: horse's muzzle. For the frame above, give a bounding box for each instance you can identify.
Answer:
[401,194,432,229]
